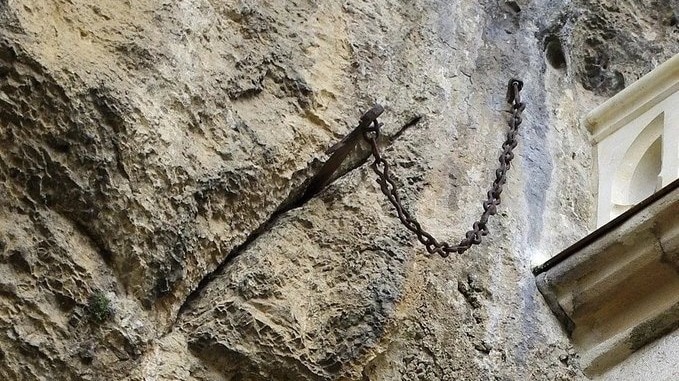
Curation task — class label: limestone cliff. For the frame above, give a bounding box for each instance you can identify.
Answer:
[0,0,676,380]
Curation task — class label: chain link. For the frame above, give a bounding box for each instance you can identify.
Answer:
[364,79,525,256]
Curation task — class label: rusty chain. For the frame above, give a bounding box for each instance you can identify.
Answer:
[361,79,525,257]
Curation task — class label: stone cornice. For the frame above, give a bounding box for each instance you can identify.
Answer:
[585,53,679,143]
[535,181,679,376]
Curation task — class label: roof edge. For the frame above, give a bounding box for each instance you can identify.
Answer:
[533,177,679,276]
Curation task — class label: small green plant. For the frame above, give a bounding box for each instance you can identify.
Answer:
[87,291,113,324]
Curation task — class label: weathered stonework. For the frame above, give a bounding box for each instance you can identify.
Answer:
[536,53,679,379]
[0,0,677,380]
[536,180,679,376]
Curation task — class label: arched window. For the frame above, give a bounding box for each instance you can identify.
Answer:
[610,114,663,220]
[587,59,679,227]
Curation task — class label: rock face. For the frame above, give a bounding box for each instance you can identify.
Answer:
[0,0,676,380]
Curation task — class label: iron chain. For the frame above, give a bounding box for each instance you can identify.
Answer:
[363,79,525,257]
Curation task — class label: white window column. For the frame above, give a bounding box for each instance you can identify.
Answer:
[662,92,679,187]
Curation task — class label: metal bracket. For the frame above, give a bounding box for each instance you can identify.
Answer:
[506,78,524,104]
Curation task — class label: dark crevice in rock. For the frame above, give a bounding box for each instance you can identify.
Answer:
[390,115,423,142]
[504,1,521,14]
[668,14,678,27]
[171,115,423,328]
[545,35,567,69]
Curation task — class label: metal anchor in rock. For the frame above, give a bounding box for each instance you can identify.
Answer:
[303,79,525,256]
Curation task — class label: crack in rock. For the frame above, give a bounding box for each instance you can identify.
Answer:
[172,115,424,327]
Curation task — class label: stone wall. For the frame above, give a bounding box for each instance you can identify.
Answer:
[0,0,677,380]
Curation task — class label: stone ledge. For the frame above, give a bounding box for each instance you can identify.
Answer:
[534,179,679,377]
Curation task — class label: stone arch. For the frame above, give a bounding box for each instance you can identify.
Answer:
[610,113,663,219]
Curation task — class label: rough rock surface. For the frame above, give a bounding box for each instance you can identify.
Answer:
[0,0,676,380]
